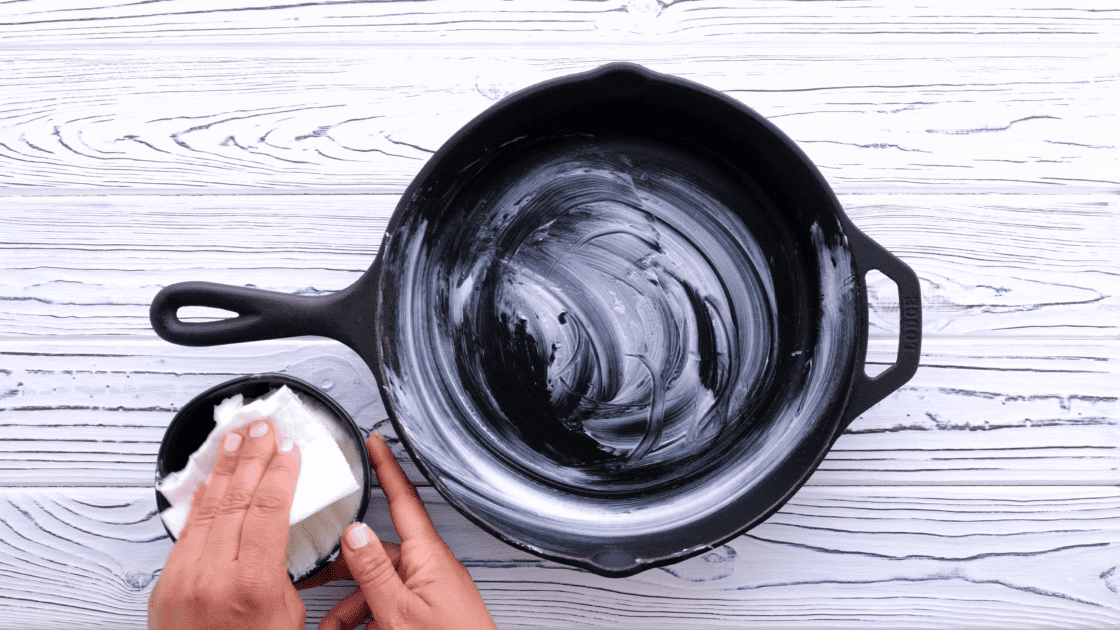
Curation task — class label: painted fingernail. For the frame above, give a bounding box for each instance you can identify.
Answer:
[223,432,242,452]
[346,523,375,550]
[279,438,294,453]
[250,421,269,438]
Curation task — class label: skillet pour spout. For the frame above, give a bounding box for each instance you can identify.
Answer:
[151,62,922,577]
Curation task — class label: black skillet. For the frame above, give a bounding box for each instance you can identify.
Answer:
[151,63,922,577]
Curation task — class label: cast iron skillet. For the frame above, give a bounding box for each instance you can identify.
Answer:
[151,63,922,577]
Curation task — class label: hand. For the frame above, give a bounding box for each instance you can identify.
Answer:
[149,421,305,630]
[313,433,497,630]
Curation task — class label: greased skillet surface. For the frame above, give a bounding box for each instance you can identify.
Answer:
[376,127,859,571]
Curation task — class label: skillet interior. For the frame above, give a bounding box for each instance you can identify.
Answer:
[375,67,861,574]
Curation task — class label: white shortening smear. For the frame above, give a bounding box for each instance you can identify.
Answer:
[157,386,363,580]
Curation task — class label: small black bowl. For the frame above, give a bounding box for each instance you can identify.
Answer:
[155,373,372,584]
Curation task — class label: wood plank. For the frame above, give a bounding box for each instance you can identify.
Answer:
[0,0,1116,47]
[1,195,1115,339]
[837,338,1119,485]
[0,48,1114,194]
[2,485,1118,629]
[0,337,1114,487]
[848,196,1120,337]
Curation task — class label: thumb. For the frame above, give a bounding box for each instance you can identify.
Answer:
[342,523,412,623]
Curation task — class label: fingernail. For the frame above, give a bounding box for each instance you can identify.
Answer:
[223,432,242,452]
[279,438,294,453]
[250,421,269,438]
[371,431,384,443]
[346,523,375,551]
[203,473,213,486]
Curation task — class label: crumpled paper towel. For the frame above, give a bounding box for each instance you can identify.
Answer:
[158,385,361,541]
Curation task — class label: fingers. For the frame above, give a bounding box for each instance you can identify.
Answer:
[295,541,400,591]
[174,428,242,560]
[382,540,402,572]
[206,420,278,562]
[295,555,351,591]
[285,583,309,628]
[318,587,371,630]
[366,433,439,543]
[166,473,211,564]
[237,438,300,573]
[177,473,210,541]
[341,523,412,626]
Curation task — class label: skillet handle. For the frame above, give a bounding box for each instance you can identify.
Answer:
[841,228,923,428]
[150,281,354,347]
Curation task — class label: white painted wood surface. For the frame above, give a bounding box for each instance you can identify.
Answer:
[0,2,1117,628]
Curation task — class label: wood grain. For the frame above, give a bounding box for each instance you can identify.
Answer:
[0,48,1114,194]
[0,2,1115,626]
[848,196,1119,338]
[3,485,1118,629]
[1,195,1115,339]
[0,0,1116,47]
[0,337,1114,487]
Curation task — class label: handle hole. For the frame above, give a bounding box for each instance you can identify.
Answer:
[177,306,238,322]
[864,270,898,378]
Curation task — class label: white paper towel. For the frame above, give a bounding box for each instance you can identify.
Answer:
[158,386,361,543]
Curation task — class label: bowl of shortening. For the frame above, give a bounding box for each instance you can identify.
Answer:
[155,373,371,583]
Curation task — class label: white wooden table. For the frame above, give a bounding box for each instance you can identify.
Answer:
[1,2,1117,628]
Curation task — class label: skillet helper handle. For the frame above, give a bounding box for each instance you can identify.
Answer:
[150,281,346,347]
[841,228,923,427]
